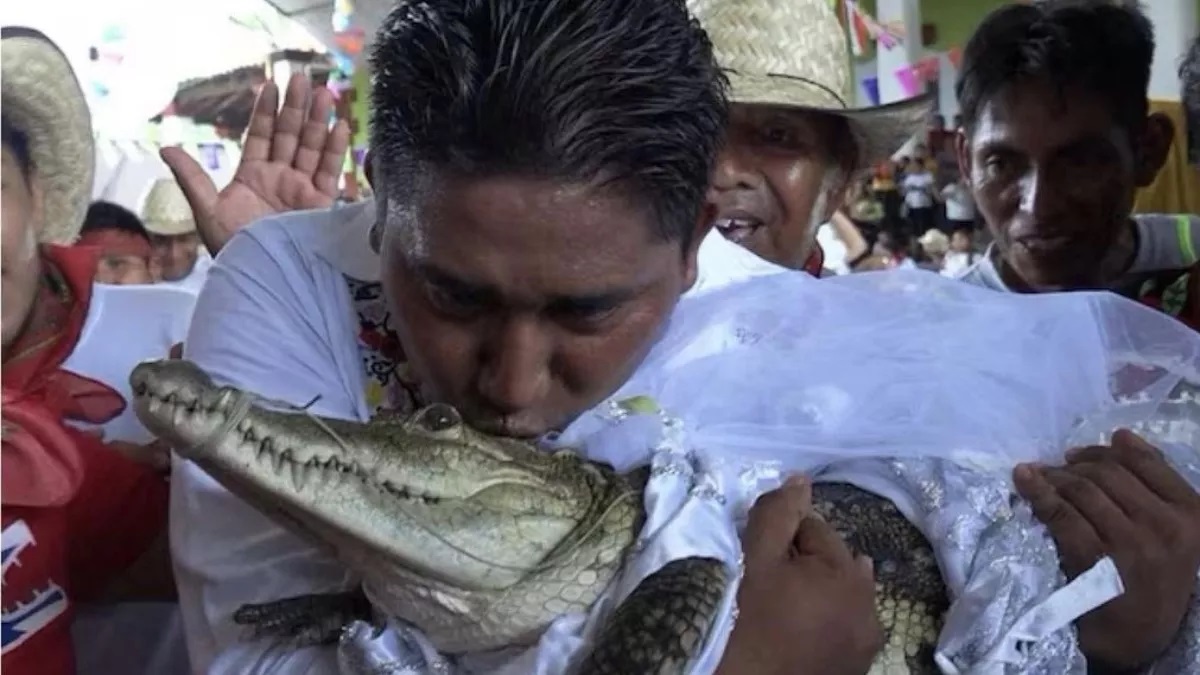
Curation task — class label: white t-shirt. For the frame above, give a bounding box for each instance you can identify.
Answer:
[958,214,1200,292]
[60,282,196,675]
[941,183,975,221]
[157,251,214,297]
[941,250,980,278]
[901,171,935,210]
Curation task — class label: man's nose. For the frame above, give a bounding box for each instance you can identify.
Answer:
[476,316,551,414]
[1018,167,1070,225]
[710,140,761,193]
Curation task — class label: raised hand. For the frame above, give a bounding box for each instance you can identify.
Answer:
[718,476,882,675]
[1015,429,1200,671]
[160,73,352,256]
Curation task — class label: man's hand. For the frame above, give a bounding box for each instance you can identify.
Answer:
[161,73,351,256]
[1014,429,1200,671]
[717,476,883,675]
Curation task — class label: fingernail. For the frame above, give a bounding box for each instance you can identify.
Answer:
[860,555,874,574]
[1014,463,1036,480]
[1064,447,1083,460]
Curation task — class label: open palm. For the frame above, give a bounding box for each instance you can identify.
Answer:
[160,73,352,256]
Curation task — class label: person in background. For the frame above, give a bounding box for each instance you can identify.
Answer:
[0,26,181,675]
[876,230,917,270]
[940,175,975,234]
[900,147,937,235]
[140,178,211,294]
[917,228,949,272]
[872,160,903,227]
[954,1,1193,296]
[927,113,949,155]
[77,201,156,285]
[1184,36,1199,166]
[694,0,926,274]
[954,3,1200,670]
[941,227,980,277]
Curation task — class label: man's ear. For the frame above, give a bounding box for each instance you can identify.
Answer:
[1133,112,1174,188]
[369,219,382,254]
[682,201,715,291]
[954,129,972,185]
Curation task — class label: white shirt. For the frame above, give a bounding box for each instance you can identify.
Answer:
[60,282,196,675]
[940,182,975,222]
[901,171,935,210]
[816,222,849,275]
[170,199,784,674]
[157,251,214,297]
[958,214,1200,292]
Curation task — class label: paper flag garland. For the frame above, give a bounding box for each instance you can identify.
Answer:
[861,76,880,106]
[947,47,963,69]
[895,66,920,98]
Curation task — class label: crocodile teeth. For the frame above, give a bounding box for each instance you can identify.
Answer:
[289,462,307,491]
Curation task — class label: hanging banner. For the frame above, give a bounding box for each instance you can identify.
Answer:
[861,76,880,106]
[895,66,921,98]
[947,46,963,69]
[844,0,872,56]
[916,56,941,82]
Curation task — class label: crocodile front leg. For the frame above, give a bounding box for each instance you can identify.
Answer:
[234,589,376,646]
[576,556,729,675]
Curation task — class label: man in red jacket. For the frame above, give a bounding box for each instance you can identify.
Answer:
[1,27,169,675]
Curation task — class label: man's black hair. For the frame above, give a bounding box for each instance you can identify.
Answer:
[1182,36,1200,164]
[368,0,728,247]
[956,0,1154,136]
[81,201,150,241]
[1,114,35,179]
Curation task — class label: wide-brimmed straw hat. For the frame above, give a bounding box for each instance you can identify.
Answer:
[140,178,196,236]
[690,0,931,168]
[1,26,95,244]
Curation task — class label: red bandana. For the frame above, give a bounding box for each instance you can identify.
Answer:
[803,243,826,278]
[76,230,152,262]
[2,246,126,507]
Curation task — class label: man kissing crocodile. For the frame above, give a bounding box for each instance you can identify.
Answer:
[163,0,1200,674]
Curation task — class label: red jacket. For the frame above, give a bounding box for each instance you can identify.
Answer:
[2,246,168,675]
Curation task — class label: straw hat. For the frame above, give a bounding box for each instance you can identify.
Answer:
[918,228,950,255]
[690,0,931,168]
[1,26,95,244]
[140,178,196,236]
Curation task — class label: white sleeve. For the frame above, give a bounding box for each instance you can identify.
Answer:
[170,228,359,675]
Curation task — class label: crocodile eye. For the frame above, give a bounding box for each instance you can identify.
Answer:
[418,404,461,432]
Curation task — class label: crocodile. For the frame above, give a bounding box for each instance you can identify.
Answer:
[131,358,948,674]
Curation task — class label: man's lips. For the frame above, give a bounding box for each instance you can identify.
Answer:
[1016,234,1076,256]
[713,213,765,245]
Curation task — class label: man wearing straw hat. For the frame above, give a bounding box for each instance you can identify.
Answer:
[0,24,196,675]
[141,177,212,293]
[691,0,928,274]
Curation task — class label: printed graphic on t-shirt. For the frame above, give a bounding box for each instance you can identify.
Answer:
[347,278,424,416]
[1,521,67,654]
